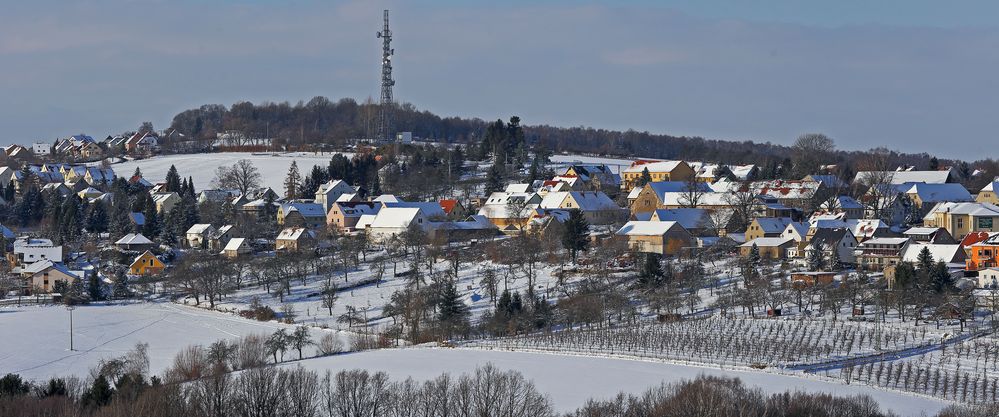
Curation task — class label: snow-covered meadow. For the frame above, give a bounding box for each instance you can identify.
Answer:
[286,347,951,415]
[113,152,353,190]
[0,301,338,381]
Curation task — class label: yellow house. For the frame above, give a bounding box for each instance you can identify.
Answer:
[615,221,693,256]
[129,250,165,276]
[745,218,794,242]
[620,160,695,190]
[977,182,999,204]
[923,202,999,240]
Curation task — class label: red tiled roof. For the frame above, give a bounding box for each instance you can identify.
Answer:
[961,231,991,247]
[439,199,459,214]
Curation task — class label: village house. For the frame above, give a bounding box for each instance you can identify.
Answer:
[817,195,865,219]
[802,174,849,190]
[439,199,467,219]
[22,260,80,293]
[648,208,715,236]
[856,237,911,270]
[434,215,500,242]
[740,237,794,260]
[129,251,165,276]
[743,180,825,210]
[903,183,973,210]
[538,191,626,225]
[207,225,235,251]
[902,227,957,244]
[854,169,956,186]
[275,227,317,251]
[965,233,999,271]
[790,271,836,287]
[327,201,381,232]
[314,179,356,212]
[629,181,712,214]
[125,131,160,154]
[561,164,622,193]
[185,224,216,248]
[620,160,696,190]
[277,201,326,229]
[222,238,251,259]
[901,243,967,266]
[745,217,794,242]
[10,238,63,267]
[366,207,436,243]
[800,227,857,265]
[976,180,999,204]
[197,189,240,204]
[615,221,694,256]
[152,192,181,214]
[477,190,543,231]
[923,202,999,240]
[115,233,155,251]
[977,267,999,288]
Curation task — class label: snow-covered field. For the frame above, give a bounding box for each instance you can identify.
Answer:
[0,302,337,381]
[114,152,353,190]
[289,347,950,416]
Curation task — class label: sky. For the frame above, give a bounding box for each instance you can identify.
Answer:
[1,0,998,160]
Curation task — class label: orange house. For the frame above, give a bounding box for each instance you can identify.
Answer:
[129,250,165,276]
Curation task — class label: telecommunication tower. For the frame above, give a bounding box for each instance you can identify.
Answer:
[376,9,395,141]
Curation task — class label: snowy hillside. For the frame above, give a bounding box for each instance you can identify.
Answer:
[113,152,353,190]
[0,302,338,381]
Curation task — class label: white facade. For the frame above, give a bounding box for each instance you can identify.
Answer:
[32,143,51,155]
[13,238,63,266]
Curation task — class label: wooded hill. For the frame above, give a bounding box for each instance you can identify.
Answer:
[168,97,967,177]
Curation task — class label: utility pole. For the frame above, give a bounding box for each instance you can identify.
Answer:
[376,9,395,142]
[66,305,75,351]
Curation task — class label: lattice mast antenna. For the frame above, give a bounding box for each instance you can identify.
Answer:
[376,9,395,141]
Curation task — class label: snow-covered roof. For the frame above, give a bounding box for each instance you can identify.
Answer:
[316,179,354,195]
[373,194,400,203]
[855,170,952,185]
[783,222,809,240]
[335,193,359,203]
[904,183,972,203]
[356,214,377,229]
[223,238,247,251]
[901,243,964,264]
[539,191,619,212]
[115,233,153,245]
[745,180,821,200]
[616,221,683,236]
[903,227,943,236]
[382,201,447,218]
[805,175,848,189]
[186,224,214,235]
[626,187,643,199]
[369,207,423,229]
[861,237,910,245]
[152,192,178,203]
[660,192,732,207]
[754,217,794,234]
[281,202,326,217]
[277,227,314,241]
[820,195,863,210]
[335,201,380,217]
[623,160,685,174]
[981,181,999,193]
[925,202,999,217]
[650,208,712,230]
[505,183,531,193]
[741,237,793,247]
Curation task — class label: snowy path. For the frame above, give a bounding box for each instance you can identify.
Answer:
[288,347,950,416]
[788,328,990,373]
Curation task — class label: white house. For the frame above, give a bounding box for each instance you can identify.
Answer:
[32,143,51,156]
[12,238,63,267]
[366,207,435,243]
[314,180,356,212]
[186,224,216,248]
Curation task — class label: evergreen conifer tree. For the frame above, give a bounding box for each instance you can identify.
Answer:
[561,209,590,263]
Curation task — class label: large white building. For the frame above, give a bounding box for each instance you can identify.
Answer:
[12,238,63,266]
[32,143,51,156]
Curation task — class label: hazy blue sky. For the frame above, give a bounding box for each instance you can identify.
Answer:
[2,0,998,160]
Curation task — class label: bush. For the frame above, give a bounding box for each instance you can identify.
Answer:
[316,333,344,356]
[239,305,276,322]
